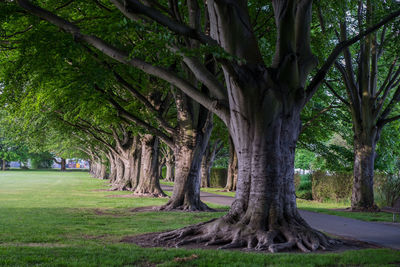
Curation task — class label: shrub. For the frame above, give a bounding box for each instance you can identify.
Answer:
[312,171,353,202]
[296,190,313,200]
[210,168,227,188]
[298,174,312,191]
[375,173,400,207]
[294,174,301,190]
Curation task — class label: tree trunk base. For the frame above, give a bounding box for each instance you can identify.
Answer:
[158,200,214,212]
[109,184,131,191]
[156,215,339,252]
[133,187,167,198]
[350,204,380,212]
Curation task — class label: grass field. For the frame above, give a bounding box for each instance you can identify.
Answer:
[0,170,399,266]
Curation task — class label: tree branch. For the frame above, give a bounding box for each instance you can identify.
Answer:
[324,81,350,107]
[16,0,230,123]
[305,8,400,103]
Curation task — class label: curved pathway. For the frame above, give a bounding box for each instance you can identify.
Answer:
[161,185,400,250]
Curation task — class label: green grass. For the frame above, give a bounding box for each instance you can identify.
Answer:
[296,199,394,222]
[0,171,399,266]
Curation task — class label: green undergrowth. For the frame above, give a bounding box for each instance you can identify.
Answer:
[0,171,399,266]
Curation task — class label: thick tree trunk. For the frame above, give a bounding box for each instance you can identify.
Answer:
[160,105,334,251]
[1,159,5,171]
[110,156,129,190]
[98,162,108,180]
[60,158,66,171]
[107,152,117,183]
[351,137,378,210]
[225,138,238,191]
[133,134,166,197]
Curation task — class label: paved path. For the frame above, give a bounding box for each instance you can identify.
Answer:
[161,185,400,250]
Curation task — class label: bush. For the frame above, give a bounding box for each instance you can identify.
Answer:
[210,168,227,187]
[375,173,400,207]
[297,190,313,200]
[312,171,353,202]
[298,174,312,191]
[294,174,301,190]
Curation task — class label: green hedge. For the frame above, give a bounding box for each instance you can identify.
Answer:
[312,171,352,202]
[210,168,227,188]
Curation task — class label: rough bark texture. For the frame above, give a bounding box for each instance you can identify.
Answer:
[225,138,238,191]
[159,91,213,211]
[134,134,166,197]
[158,0,337,252]
[351,134,379,210]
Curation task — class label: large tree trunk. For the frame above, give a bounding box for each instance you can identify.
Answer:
[158,0,335,250]
[225,138,238,191]
[107,152,117,183]
[1,159,5,171]
[110,156,128,190]
[133,134,166,197]
[160,92,214,211]
[351,133,378,210]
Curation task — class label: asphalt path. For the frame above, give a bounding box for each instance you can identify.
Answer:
[161,185,400,250]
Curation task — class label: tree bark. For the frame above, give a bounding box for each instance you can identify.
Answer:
[60,158,66,171]
[351,133,379,210]
[225,137,238,191]
[1,159,5,171]
[164,147,175,182]
[160,91,213,211]
[133,134,166,197]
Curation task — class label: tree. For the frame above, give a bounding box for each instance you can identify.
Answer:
[323,1,400,210]
[11,0,400,252]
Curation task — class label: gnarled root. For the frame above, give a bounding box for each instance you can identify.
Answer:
[156,215,339,253]
[157,199,215,212]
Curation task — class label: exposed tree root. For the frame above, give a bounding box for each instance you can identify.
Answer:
[132,188,167,198]
[158,199,215,212]
[156,215,339,253]
[109,183,131,191]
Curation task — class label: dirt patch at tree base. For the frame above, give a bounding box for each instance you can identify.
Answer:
[121,231,381,254]
[130,206,226,213]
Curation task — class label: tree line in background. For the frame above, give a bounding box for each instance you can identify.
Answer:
[0,0,399,252]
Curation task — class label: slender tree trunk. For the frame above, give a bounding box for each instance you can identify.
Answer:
[133,134,166,197]
[1,159,5,171]
[165,148,175,182]
[201,140,220,188]
[351,135,378,210]
[60,158,66,171]
[200,158,210,188]
[225,138,238,191]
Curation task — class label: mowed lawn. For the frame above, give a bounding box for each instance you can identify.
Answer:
[0,171,399,266]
